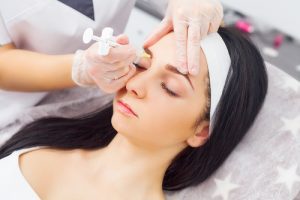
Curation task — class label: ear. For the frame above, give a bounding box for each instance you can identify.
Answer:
[186,121,210,148]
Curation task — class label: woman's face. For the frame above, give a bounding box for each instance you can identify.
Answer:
[112,32,210,150]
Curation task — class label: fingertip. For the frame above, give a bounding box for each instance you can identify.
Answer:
[143,21,172,48]
[187,54,200,76]
[143,35,159,48]
[142,41,151,49]
[142,43,149,49]
[130,64,137,73]
[116,34,129,44]
[130,63,135,68]
[187,51,200,76]
[176,52,188,74]
[208,23,214,34]
[189,66,200,76]
[177,64,188,75]
[116,33,128,39]
[200,32,208,41]
[200,23,210,40]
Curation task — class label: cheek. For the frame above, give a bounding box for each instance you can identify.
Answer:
[135,98,199,146]
[111,90,204,148]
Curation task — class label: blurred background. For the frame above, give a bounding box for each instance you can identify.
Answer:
[125,0,300,80]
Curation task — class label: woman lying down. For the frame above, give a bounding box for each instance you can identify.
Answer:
[0,27,268,200]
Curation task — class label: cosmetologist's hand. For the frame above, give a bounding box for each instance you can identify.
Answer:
[144,0,223,75]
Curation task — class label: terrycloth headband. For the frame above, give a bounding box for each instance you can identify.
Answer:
[200,33,231,135]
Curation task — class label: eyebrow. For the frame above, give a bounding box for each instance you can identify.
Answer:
[165,64,194,90]
[144,47,194,90]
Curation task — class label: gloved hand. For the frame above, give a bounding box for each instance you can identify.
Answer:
[72,34,137,93]
[143,0,223,75]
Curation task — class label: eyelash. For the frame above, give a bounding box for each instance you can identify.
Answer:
[160,82,178,97]
[134,64,178,97]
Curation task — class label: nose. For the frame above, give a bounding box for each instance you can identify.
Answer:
[125,71,147,99]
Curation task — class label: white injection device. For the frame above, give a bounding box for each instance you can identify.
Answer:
[83,27,120,56]
[82,27,151,63]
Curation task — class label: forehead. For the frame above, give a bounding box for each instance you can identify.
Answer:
[148,32,209,92]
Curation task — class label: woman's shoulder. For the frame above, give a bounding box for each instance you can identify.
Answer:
[18,148,90,198]
[19,147,86,174]
[0,147,44,200]
[0,147,91,199]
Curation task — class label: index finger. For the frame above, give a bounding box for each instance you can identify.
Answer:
[143,19,173,48]
[187,24,201,75]
[174,20,188,74]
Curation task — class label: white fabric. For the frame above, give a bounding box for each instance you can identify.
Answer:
[0,0,136,54]
[0,13,11,45]
[0,147,41,200]
[0,91,47,128]
[200,33,231,134]
[0,0,136,128]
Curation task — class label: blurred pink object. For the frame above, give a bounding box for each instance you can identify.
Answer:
[235,20,254,33]
[273,34,284,48]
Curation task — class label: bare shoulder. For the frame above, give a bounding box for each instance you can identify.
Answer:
[19,147,88,176]
[19,148,88,198]
[19,148,86,164]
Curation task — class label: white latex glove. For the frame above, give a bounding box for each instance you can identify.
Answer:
[144,0,223,75]
[72,34,137,93]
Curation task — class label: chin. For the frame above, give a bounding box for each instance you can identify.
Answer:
[111,110,133,135]
[111,109,147,141]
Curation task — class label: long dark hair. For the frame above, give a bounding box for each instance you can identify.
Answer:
[0,27,268,191]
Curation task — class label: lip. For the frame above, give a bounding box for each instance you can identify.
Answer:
[116,100,138,117]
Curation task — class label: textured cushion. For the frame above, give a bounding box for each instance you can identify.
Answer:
[0,63,299,200]
[165,62,300,200]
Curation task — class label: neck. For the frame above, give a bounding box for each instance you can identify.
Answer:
[89,133,184,200]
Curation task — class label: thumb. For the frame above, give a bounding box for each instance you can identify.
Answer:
[143,19,173,48]
[116,34,130,45]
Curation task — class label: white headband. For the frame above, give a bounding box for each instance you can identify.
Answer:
[200,33,231,134]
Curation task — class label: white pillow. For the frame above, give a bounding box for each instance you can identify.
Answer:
[166,62,300,200]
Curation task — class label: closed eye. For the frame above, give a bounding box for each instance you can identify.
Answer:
[133,63,179,97]
[160,82,178,97]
